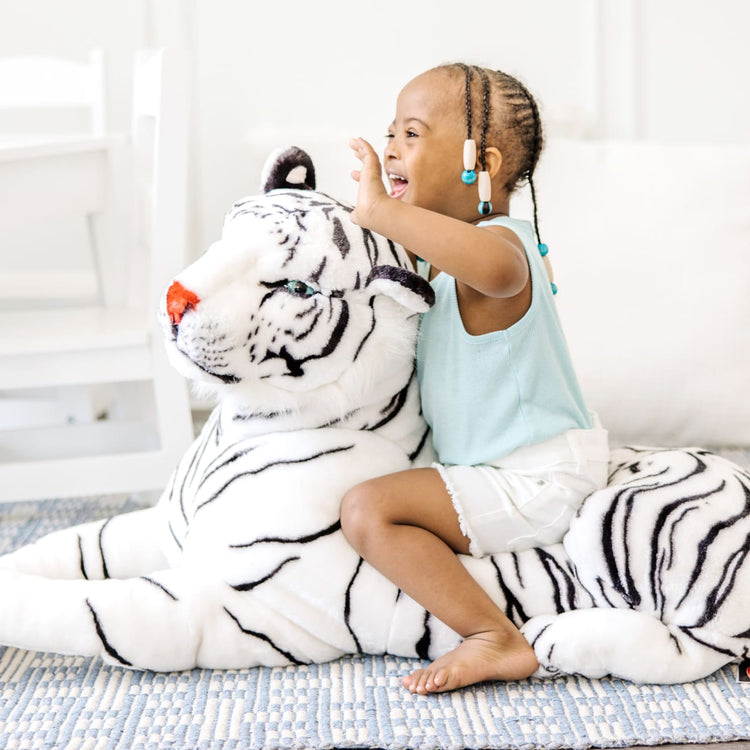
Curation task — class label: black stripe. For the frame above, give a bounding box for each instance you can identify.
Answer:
[86,599,132,667]
[293,308,323,342]
[415,610,431,660]
[168,522,183,551]
[175,346,240,384]
[223,607,305,665]
[679,626,737,658]
[669,631,683,654]
[233,409,293,421]
[177,419,217,523]
[305,300,350,368]
[231,556,301,591]
[693,531,750,627]
[666,504,701,569]
[229,520,341,549]
[595,575,618,607]
[343,557,364,653]
[646,453,708,607]
[259,302,349,378]
[316,409,361,429]
[98,519,111,579]
[676,474,750,611]
[198,444,259,492]
[535,548,578,612]
[490,556,529,624]
[310,256,328,283]
[528,622,552,652]
[601,484,641,607]
[352,299,376,362]
[197,446,355,512]
[408,426,431,463]
[78,535,89,580]
[367,380,410,432]
[331,217,350,258]
[362,228,379,267]
[386,238,402,266]
[139,576,179,601]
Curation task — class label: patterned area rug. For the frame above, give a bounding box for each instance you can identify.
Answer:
[2,464,750,750]
[1,648,749,750]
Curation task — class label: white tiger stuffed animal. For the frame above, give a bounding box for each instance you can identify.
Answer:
[0,147,749,684]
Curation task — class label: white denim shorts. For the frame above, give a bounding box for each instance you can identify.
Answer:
[435,420,610,557]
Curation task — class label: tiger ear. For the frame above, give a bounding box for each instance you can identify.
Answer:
[365,266,435,313]
[260,146,316,192]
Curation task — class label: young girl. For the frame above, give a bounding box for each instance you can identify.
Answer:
[342,63,609,694]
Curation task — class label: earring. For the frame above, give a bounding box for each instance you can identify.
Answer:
[478,170,492,215]
[462,139,477,184]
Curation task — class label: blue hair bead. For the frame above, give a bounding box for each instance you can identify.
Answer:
[551,282,558,295]
[462,169,477,185]
[538,243,549,256]
[478,201,492,216]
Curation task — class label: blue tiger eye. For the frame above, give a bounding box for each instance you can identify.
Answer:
[285,280,316,297]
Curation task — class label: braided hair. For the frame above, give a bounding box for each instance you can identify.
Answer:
[438,64,545,245]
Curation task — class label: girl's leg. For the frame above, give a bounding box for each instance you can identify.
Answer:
[340,468,538,693]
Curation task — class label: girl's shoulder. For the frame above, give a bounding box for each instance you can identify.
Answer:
[477,216,535,248]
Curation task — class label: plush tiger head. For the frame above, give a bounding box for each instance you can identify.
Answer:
[160,147,433,424]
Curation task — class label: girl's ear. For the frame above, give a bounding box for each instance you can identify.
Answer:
[484,147,503,179]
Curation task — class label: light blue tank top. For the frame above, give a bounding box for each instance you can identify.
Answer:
[416,216,591,466]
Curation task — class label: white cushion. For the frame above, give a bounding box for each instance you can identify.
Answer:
[515,138,750,447]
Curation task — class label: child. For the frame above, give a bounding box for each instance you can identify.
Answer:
[341,63,609,694]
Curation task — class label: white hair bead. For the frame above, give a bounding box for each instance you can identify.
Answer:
[478,171,491,202]
[463,139,477,170]
[462,139,477,184]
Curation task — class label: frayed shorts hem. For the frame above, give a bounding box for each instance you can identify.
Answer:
[433,424,609,557]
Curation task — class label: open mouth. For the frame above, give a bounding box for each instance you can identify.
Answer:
[388,173,408,199]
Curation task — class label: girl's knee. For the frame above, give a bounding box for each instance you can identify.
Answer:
[340,479,387,550]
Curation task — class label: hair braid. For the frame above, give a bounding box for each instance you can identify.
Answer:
[436,63,546,241]
[510,74,544,244]
[476,66,491,172]
[456,63,473,142]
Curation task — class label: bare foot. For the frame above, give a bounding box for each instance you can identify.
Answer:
[401,629,538,694]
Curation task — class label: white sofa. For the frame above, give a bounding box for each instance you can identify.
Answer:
[520,139,750,448]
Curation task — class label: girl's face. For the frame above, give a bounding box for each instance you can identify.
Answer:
[384,70,477,222]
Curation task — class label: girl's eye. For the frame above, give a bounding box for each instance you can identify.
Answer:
[284,280,317,298]
[385,133,394,139]
[406,129,418,138]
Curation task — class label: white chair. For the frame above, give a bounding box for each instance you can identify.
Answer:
[0,50,108,307]
[0,49,106,134]
[0,49,194,502]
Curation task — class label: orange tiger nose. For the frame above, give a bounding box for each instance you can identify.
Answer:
[166,281,200,325]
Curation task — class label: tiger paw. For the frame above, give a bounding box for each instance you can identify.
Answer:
[520,615,561,678]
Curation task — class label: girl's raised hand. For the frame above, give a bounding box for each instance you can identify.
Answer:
[349,137,389,228]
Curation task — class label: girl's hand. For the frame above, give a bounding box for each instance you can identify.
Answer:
[349,137,389,228]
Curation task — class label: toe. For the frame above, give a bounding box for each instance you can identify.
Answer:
[415,670,432,694]
[403,668,423,693]
[430,667,449,691]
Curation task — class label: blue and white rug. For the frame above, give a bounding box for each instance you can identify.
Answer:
[2,475,750,750]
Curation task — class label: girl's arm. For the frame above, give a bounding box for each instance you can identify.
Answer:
[349,137,528,299]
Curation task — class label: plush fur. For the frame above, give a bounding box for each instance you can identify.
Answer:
[0,148,748,683]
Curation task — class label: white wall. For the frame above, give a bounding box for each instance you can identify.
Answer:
[2,0,749,262]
